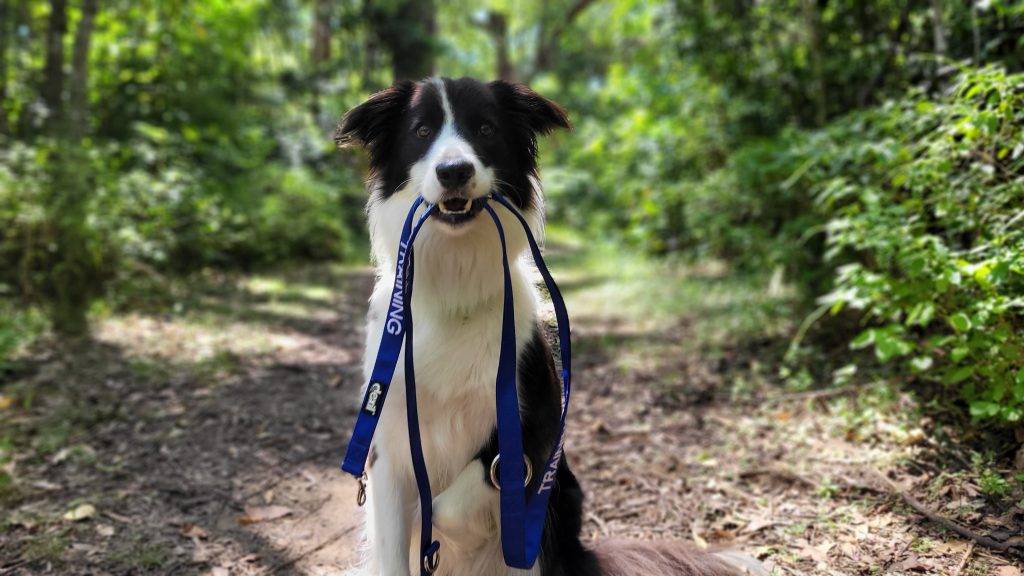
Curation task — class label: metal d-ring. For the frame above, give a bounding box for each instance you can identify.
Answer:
[489,454,533,490]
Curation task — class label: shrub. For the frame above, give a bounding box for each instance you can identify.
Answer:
[0,126,364,340]
[811,67,1024,423]
[671,67,1024,424]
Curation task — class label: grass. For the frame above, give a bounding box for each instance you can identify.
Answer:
[0,302,47,370]
[546,225,797,352]
[20,528,71,564]
[108,536,172,571]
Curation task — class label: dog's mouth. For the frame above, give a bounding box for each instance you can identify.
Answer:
[433,196,486,226]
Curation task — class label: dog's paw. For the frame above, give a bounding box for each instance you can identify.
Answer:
[432,460,495,538]
[432,490,469,535]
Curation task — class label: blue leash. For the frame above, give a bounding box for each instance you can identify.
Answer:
[341,193,572,574]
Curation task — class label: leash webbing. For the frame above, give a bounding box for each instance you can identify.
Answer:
[402,248,442,575]
[341,195,430,477]
[341,192,571,572]
[488,194,573,568]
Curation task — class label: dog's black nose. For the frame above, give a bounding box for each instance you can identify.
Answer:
[435,160,475,189]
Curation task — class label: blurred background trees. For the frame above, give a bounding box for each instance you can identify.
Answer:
[1,0,1023,424]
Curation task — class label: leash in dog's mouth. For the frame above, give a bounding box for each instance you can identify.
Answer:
[433,195,488,225]
[341,192,572,575]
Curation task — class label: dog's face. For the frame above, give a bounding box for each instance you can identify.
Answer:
[336,77,568,228]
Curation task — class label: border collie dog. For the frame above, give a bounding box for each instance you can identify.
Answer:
[337,77,761,576]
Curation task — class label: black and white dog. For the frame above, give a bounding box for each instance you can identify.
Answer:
[337,77,762,576]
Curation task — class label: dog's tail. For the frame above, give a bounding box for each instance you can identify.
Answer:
[591,539,768,576]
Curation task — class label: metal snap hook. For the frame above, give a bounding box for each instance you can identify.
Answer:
[423,547,440,574]
[356,474,367,507]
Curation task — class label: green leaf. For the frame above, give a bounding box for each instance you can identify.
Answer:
[969,401,1000,419]
[951,346,970,363]
[850,329,875,350]
[944,366,975,385]
[906,302,935,327]
[948,312,972,332]
[910,356,933,372]
[874,331,912,362]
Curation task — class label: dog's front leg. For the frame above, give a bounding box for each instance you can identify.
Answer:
[432,459,498,544]
[366,455,415,576]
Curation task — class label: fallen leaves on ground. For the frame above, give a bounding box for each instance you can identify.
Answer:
[236,505,293,526]
[180,523,210,539]
[63,503,97,522]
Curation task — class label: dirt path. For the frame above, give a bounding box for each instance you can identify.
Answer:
[1,257,1021,575]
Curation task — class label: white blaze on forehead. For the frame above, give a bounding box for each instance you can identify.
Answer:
[430,77,454,127]
[428,77,463,160]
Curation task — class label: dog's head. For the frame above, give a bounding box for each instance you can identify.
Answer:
[336,77,568,228]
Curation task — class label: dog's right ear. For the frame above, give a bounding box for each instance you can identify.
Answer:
[334,80,415,153]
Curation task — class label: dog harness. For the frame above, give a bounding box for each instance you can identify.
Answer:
[341,192,572,574]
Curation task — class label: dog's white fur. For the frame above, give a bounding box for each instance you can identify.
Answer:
[352,81,545,576]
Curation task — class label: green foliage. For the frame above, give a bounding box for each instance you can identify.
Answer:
[811,68,1024,424]
[0,0,369,344]
[548,61,734,252]
[656,68,1024,424]
[0,303,47,369]
[2,0,1023,427]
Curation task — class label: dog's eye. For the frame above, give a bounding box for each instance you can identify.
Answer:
[416,124,431,139]
[479,123,495,137]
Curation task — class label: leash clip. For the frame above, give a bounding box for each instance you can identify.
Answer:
[422,541,441,574]
[356,473,367,507]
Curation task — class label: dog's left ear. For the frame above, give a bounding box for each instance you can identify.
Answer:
[334,80,415,152]
[489,81,570,136]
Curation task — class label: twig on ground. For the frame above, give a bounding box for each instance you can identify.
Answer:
[740,465,817,489]
[953,541,975,576]
[762,385,857,405]
[258,525,358,575]
[240,446,339,502]
[882,537,914,572]
[715,481,761,504]
[0,560,28,575]
[870,468,1023,556]
[586,510,610,537]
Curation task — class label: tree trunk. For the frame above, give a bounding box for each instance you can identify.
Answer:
[70,0,97,139]
[929,0,947,58]
[43,0,68,131]
[970,2,981,64]
[310,0,331,121]
[367,0,436,82]
[480,11,513,81]
[530,0,595,80]
[0,0,9,135]
[311,0,331,66]
[801,0,827,127]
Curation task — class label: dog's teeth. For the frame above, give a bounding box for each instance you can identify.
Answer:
[441,200,470,215]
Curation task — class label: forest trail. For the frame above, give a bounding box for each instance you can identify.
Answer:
[1,244,1020,575]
